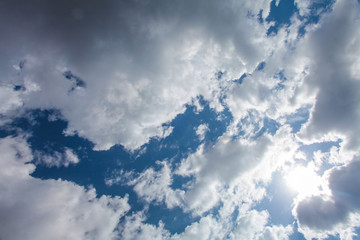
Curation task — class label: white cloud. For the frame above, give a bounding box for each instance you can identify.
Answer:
[195,123,209,141]
[173,215,225,240]
[117,211,171,240]
[297,0,360,151]
[0,137,130,240]
[128,161,185,209]
[229,210,269,239]
[175,134,271,215]
[34,147,79,167]
[0,87,22,114]
[0,0,275,151]
[258,224,293,240]
[173,210,291,240]
[1,0,360,238]
[294,158,360,239]
[175,124,299,215]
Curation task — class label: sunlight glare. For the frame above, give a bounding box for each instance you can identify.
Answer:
[285,166,322,197]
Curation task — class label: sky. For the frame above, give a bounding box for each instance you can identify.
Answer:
[0,0,360,239]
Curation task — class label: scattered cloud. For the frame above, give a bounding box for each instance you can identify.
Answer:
[117,211,171,240]
[34,147,79,167]
[195,124,209,142]
[0,137,130,240]
[1,0,360,239]
[0,0,274,151]
[128,161,185,209]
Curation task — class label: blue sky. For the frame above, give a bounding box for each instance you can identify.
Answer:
[1,0,360,239]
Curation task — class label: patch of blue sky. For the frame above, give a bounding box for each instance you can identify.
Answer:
[145,205,200,234]
[255,172,296,226]
[0,111,137,207]
[272,70,287,92]
[233,73,247,84]
[134,97,232,171]
[274,70,287,81]
[324,234,341,240]
[298,139,342,175]
[0,96,232,235]
[13,85,26,91]
[257,9,264,23]
[266,0,298,35]
[63,70,86,92]
[254,117,280,138]
[255,61,266,71]
[354,227,360,239]
[126,99,231,233]
[285,105,311,133]
[216,70,225,80]
[297,0,335,37]
[299,140,341,161]
[289,222,307,240]
[236,112,280,140]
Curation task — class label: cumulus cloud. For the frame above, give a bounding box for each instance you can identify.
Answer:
[295,158,360,238]
[172,210,292,240]
[258,224,293,240]
[0,137,130,240]
[0,86,22,114]
[195,123,209,142]
[174,124,299,215]
[175,134,271,215]
[173,214,227,240]
[0,0,275,150]
[127,161,185,209]
[298,0,360,150]
[229,210,269,239]
[2,0,360,238]
[117,211,171,240]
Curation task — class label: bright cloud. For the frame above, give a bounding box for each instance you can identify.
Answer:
[1,0,360,239]
[0,137,130,240]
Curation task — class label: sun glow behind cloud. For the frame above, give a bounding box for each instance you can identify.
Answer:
[284,165,323,198]
[1,0,360,239]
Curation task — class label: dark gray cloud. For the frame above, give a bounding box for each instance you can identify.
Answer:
[0,0,262,73]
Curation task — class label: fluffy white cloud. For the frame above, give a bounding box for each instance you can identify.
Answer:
[258,224,293,240]
[229,210,269,239]
[175,134,271,215]
[195,123,209,142]
[294,158,360,239]
[2,0,360,238]
[173,209,292,240]
[117,211,171,240]
[127,161,185,209]
[175,124,299,215]
[0,0,275,150]
[0,86,22,114]
[173,215,225,240]
[0,137,130,240]
[297,0,360,150]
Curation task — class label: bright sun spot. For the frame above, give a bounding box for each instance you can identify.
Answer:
[285,166,323,197]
